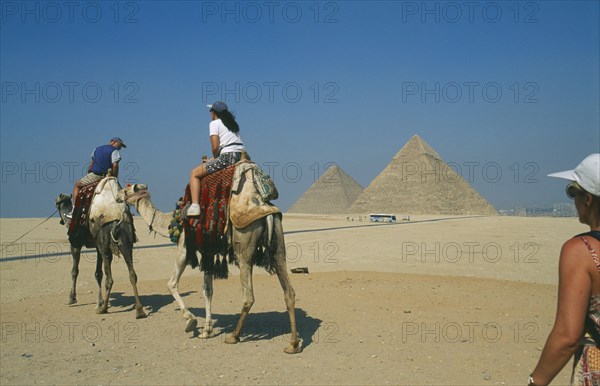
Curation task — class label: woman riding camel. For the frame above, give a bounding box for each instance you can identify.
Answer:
[187,101,245,216]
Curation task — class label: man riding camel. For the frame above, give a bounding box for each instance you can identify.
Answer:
[66,137,127,218]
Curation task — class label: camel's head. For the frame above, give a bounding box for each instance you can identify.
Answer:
[117,183,150,205]
[55,193,72,225]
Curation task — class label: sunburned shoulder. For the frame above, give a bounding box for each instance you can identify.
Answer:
[561,235,599,261]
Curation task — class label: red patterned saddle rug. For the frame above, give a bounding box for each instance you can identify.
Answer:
[68,180,100,248]
[181,164,237,278]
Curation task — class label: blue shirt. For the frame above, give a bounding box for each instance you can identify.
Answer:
[90,144,121,175]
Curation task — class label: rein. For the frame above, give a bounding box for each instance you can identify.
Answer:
[0,209,59,253]
[132,192,157,236]
[148,208,157,234]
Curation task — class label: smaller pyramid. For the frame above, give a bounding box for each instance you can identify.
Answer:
[288,165,364,214]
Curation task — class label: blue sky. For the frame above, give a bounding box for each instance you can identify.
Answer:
[1,0,599,217]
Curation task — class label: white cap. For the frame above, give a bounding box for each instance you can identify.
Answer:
[548,153,600,196]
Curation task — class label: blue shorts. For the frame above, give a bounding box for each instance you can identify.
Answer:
[205,152,242,174]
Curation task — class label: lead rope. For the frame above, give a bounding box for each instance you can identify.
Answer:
[0,209,59,254]
[131,193,156,238]
[148,209,157,238]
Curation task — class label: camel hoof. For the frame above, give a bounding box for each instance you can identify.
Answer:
[284,345,303,354]
[96,308,108,314]
[67,298,77,305]
[200,330,212,339]
[224,334,240,344]
[136,310,147,319]
[185,318,198,333]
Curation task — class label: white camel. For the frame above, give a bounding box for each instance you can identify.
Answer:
[120,176,302,354]
[55,177,147,319]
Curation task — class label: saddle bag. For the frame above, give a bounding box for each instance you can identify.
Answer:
[252,166,278,202]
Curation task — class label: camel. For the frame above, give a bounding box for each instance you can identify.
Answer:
[55,177,147,319]
[119,177,302,354]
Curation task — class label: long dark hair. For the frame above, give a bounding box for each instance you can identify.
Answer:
[214,110,240,133]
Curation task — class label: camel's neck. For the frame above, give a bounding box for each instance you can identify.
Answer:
[135,197,173,238]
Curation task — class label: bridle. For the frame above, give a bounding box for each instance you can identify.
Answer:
[127,186,156,234]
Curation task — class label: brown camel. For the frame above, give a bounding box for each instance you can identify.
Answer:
[119,180,302,354]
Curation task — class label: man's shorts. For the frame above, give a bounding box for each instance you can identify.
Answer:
[79,172,104,186]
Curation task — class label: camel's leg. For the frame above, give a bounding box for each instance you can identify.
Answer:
[68,246,81,305]
[167,251,197,332]
[274,267,301,353]
[273,216,302,353]
[94,249,104,311]
[120,245,146,319]
[200,272,214,338]
[225,261,254,344]
[98,250,113,314]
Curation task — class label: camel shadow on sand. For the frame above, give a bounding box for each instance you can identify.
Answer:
[189,307,322,349]
[108,290,197,315]
[105,291,322,350]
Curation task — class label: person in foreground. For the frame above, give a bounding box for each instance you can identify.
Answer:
[529,153,600,385]
[187,101,245,216]
[66,136,127,218]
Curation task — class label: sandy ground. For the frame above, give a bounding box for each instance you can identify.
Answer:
[0,213,588,385]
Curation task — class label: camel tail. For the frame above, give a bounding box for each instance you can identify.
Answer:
[254,214,279,275]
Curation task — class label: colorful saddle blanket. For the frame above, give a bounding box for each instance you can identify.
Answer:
[68,180,100,248]
[181,164,237,277]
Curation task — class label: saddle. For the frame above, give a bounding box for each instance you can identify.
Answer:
[179,161,281,278]
[68,180,101,248]
[87,178,132,237]
[68,177,133,248]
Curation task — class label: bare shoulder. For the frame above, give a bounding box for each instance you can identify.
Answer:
[562,236,589,255]
[560,236,599,268]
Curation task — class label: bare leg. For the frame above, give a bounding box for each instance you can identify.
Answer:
[68,246,82,304]
[71,180,83,204]
[167,248,197,332]
[201,272,214,338]
[189,164,208,205]
[225,261,254,344]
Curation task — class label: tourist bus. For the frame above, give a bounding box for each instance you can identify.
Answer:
[369,214,397,223]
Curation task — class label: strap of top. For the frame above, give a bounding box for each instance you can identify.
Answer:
[220,142,244,151]
[580,236,600,271]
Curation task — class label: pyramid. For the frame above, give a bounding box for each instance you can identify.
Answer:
[287,165,364,214]
[349,135,497,215]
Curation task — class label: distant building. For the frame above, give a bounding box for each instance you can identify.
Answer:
[499,203,576,217]
[552,202,577,217]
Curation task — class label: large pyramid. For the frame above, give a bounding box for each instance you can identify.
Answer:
[288,164,364,214]
[349,135,497,215]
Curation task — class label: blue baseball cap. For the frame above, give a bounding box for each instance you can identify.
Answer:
[110,137,127,148]
[207,101,228,113]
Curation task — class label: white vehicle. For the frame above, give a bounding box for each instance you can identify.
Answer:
[369,214,397,223]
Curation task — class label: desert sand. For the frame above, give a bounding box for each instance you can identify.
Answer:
[0,214,586,385]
